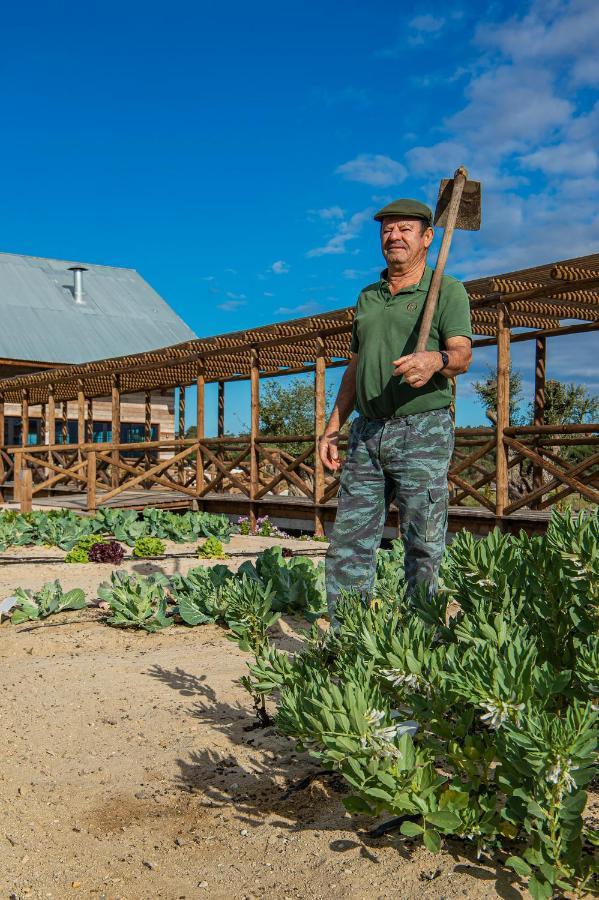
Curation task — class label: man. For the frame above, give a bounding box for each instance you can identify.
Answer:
[320,198,472,621]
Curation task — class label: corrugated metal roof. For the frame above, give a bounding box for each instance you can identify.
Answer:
[0,252,197,364]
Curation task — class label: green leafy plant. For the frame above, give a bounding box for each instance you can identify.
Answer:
[0,507,232,552]
[89,540,125,564]
[198,536,228,559]
[65,535,110,564]
[10,581,86,623]
[98,571,172,632]
[169,565,234,625]
[238,546,326,620]
[243,510,598,897]
[225,574,281,725]
[132,536,166,558]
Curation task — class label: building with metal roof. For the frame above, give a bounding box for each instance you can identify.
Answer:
[0,252,196,376]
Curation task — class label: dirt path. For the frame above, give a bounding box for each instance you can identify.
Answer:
[1,537,521,900]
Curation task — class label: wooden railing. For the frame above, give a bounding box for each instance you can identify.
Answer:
[3,424,597,529]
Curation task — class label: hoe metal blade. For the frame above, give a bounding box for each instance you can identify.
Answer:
[434,176,482,231]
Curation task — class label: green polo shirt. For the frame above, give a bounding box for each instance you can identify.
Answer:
[350,265,472,419]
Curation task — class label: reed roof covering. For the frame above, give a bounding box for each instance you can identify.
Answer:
[1,253,597,406]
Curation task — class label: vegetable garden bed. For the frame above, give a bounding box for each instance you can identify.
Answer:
[0,510,596,898]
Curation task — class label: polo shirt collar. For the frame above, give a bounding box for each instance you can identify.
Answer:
[379,264,433,295]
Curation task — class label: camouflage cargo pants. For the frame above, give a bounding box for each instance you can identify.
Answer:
[325,407,454,621]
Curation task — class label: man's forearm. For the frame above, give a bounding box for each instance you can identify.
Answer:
[437,347,471,378]
[324,363,356,435]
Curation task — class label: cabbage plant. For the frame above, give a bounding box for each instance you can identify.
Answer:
[10,581,86,623]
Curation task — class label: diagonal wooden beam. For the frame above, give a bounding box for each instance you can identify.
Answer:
[93,450,195,498]
[96,443,200,502]
[504,450,599,514]
[448,471,496,513]
[196,446,250,497]
[258,445,313,499]
[29,459,89,494]
[503,437,599,506]
[201,443,251,497]
[254,444,315,500]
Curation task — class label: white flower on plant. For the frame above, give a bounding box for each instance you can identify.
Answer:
[364,708,386,726]
[479,697,525,730]
[360,709,419,758]
[546,756,576,793]
[381,668,420,690]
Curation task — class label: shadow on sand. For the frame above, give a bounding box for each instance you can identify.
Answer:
[146,660,522,899]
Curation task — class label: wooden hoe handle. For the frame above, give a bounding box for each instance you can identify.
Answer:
[415,166,468,353]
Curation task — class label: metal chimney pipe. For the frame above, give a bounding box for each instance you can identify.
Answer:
[68,266,87,304]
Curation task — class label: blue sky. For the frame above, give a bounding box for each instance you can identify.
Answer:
[1,0,597,431]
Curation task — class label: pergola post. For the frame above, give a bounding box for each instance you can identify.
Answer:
[46,386,56,446]
[196,364,205,496]
[77,379,86,453]
[249,349,260,530]
[21,389,29,449]
[111,374,121,489]
[144,391,152,442]
[218,381,225,437]
[85,398,93,443]
[313,337,326,537]
[532,336,547,505]
[495,305,510,518]
[178,386,186,484]
[61,401,68,444]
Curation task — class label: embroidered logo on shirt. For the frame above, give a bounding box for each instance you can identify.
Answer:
[407,302,418,312]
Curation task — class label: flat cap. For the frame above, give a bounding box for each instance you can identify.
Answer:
[373,198,433,225]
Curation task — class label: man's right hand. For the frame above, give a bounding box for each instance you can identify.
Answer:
[319,433,341,471]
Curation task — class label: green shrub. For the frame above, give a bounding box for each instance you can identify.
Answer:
[243,511,599,898]
[132,536,166,558]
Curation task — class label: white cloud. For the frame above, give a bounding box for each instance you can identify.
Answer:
[476,0,599,64]
[309,206,345,220]
[263,291,274,297]
[335,154,407,187]
[271,260,290,274]
[225,291,246,300]
[342,268,364,279]
[448,66,572,152]
[409,14,445,33]
[307,207,374,258]
[520,143,598,176]
[401,0,599,277]
[218,299,247,311]
[571,55,599,86]
[275,301,321,315]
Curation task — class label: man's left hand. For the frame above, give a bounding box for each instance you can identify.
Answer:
[392,351,441,388]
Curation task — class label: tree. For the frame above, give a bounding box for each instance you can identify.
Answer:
[473,366,524,424]
[259,376,334,436]
[527,380,599,426]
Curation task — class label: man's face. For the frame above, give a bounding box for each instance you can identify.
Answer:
[380,216,433,267]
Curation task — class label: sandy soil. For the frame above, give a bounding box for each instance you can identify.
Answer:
[1,535,526,900]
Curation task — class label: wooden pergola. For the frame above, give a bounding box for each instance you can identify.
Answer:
[0,253,597,534]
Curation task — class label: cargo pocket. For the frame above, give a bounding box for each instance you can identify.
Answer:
[425,486,448,542]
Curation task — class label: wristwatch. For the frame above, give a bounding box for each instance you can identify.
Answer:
[439,350,449,370]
